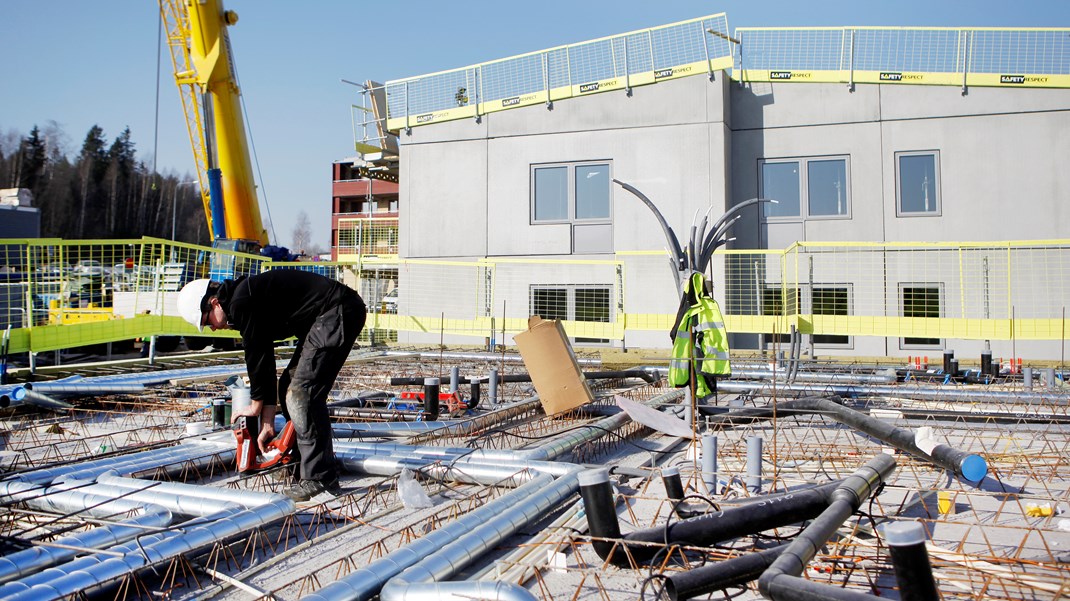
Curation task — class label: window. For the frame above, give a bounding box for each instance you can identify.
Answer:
[760,285,799,347]
[901,284,942,348]
[812,286,851,346]
[532,161,613,254]
[760,157,850,219]
[896,151,940,216]
[530,285,612,344]
[532,162,611,223]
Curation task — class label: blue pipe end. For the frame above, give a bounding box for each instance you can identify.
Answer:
[11,387,26,402]
[960,454,987,482]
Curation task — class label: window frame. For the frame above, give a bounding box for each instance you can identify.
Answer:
[810,284,853,348]
[530,161,613,225]
[759,285,800,348]
[758,155,852,222]
[895,150,942,217]
[899,282,944,350]
[529,283,613,344]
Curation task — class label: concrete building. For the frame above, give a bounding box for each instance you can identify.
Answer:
[367,17,1070,360]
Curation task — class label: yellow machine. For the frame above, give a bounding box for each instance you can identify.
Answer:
[159,0,269,249]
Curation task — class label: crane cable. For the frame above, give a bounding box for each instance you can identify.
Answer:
[230,50,279,247]
[152,7,162,186]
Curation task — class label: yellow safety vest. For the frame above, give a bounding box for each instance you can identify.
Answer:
[669,273,731,398]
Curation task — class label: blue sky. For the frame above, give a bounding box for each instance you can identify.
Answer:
[3,1,1067,250]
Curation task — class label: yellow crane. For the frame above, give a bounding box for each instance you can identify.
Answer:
[158,0,268,249]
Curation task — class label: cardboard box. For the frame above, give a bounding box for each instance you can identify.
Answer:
[515,316,595,415]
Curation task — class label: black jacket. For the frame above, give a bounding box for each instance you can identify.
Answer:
[217,270,364,406]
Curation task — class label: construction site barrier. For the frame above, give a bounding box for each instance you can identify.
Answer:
[2,237,1070,355]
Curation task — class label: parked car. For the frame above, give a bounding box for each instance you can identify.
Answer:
[73,260,104,276]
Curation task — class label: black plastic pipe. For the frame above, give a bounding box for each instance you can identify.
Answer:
[885,522,939,601]
[578,469,623,563]
[665,545,789,600]
[582,473,843,567]
[422,378,439,421]
[758,453,896,601]
[701,396,987,482]
[469,378,481,410]
[661,467,686,517]
[388,369,658,386]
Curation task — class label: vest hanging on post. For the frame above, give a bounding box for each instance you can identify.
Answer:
[669,272,731,400]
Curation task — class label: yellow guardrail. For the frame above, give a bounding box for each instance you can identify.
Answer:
[734,27,1070,89]
[384,13,733,131]
[3,238,1070,355]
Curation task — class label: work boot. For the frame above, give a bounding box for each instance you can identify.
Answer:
[284,477,341,503]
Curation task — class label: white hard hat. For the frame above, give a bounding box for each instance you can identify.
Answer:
[177,279,212,332]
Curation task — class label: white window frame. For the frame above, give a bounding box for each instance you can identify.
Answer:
[759,155,852,221]
[899,282,944,350]
[810,284,853,349]
[895,150,942,217]
[529,284,613,344]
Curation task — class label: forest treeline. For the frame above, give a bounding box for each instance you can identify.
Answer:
[0,123,208,243]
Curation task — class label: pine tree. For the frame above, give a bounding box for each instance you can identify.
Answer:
[75,125,108,238]
[18,126,48,194]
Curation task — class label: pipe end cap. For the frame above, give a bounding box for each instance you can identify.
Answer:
[578,468,610,487]
[960,454,987,482]
[883,521,928,546]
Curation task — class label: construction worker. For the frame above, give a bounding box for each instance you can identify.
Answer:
[177,271,366,502]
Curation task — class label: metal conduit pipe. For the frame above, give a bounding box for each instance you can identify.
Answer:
[0,506,245,600]
[757,454,897,601]
[714,379,1070,406]
[0,480,159,517]
[331,398,541,439]
[581,470,843,567]
[95,473,283,511]
[728,368,896,385]
[705,397,987,482]
[380,349,598,366]
[0,508,172,585]
[20,382,146,395]
[10,440,234,484]
[304,473,558,601]
[334,446,579,484]
[316,389,679,601]
[381,580,536,601]
[378,471,581,601]
[0,489,295,601]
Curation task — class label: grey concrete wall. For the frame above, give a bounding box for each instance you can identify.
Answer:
[399,73,1070,357]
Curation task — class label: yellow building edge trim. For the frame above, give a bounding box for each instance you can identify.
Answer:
[852,71,961,86]
[736,69,850,84]
[969,73,1070,88]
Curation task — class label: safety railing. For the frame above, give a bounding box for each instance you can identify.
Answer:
[383,13,733,131]
[382,19,1069,133]
[334,216,399,259]
[735,26,1070,88]
[3,238,1070,355]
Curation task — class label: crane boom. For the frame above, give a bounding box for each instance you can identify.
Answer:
[159,0,268,248]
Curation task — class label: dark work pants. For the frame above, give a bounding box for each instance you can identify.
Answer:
[278,293,365,482]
